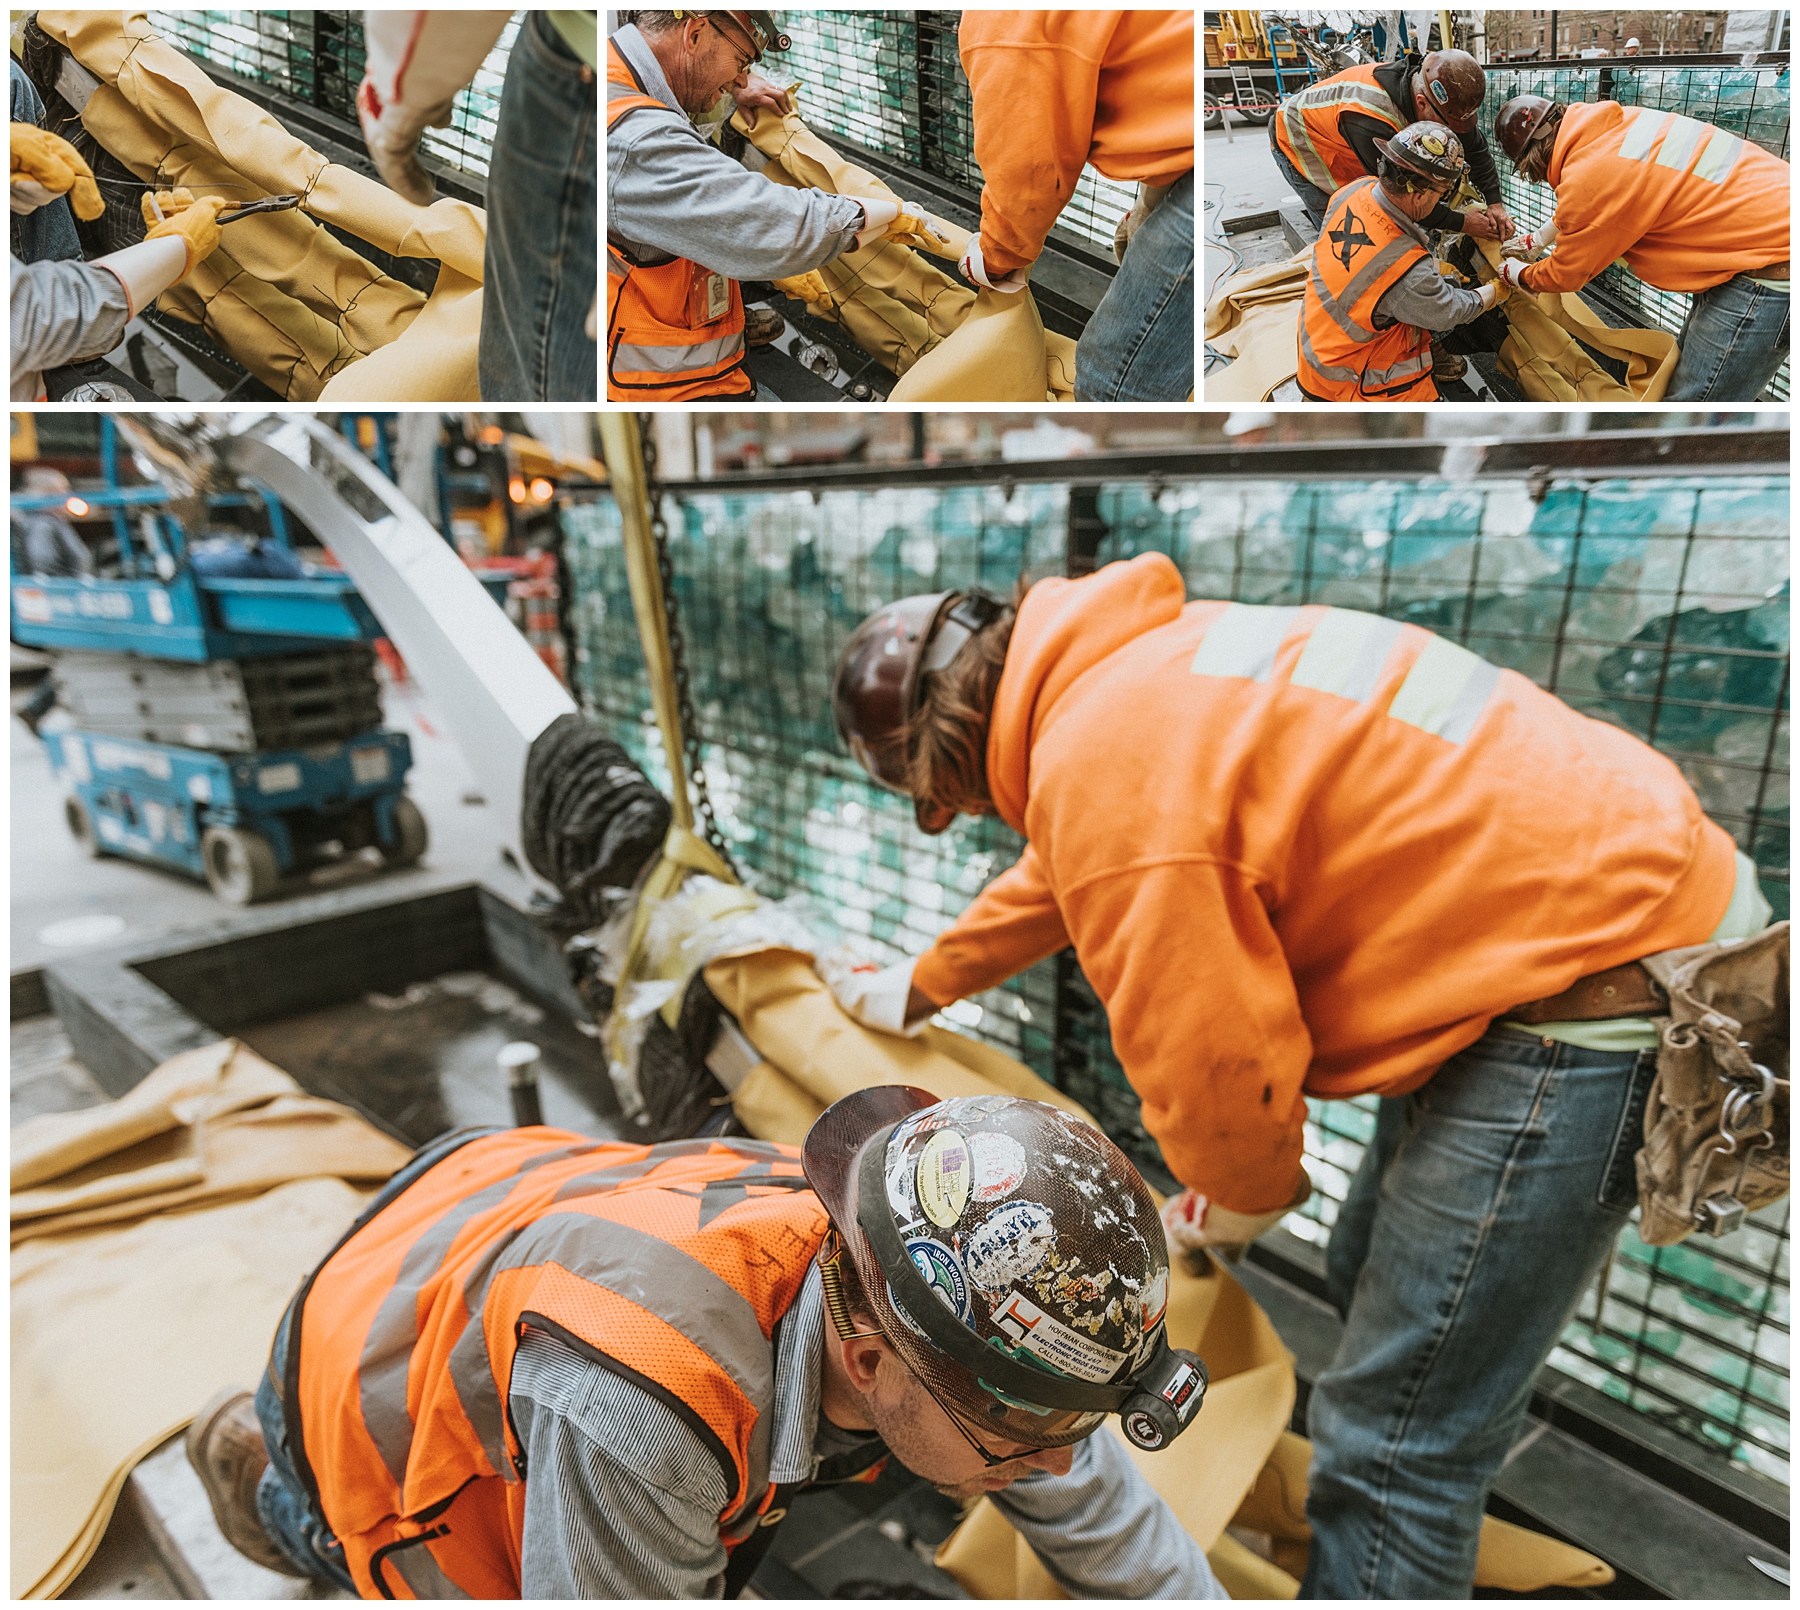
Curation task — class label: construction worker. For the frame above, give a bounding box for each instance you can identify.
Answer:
[1297,123,1506,401]
[956,12,1194,401]
[183,1091,1225,1598]
[607,11,940,401]
[355,10,598,402]
[829,557,1766,1596]
[1493,93,1790,402]
[1269,48,1514,242]
[10,125,224,401]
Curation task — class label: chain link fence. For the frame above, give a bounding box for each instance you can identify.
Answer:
[1478,60,1790,401]
[563,456,1788,1486]
[147,9,518,179]
[768,9,1136,255]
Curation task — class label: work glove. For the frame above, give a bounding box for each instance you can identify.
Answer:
[356,78,454,206]
[11,122,103,219]
[142,190,225,278]
[1161,1171,1312,1265]
[1503,224,1556,263]
[731,74,794,116]
[1496,256,1531,291]
[957,237,1029,294]
[817,954,932,1038]
[771,270,834,310]
[1479,277,1511,310]
[855,195,953,254]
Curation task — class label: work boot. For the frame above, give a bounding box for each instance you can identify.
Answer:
[1432,350,1468,383]
[744,306,786,347]
[185,1389,307,1577]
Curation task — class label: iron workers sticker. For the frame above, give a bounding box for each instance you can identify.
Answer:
[970,1131,1027,1203]
[916,1129,972,1228]
[905,1235,972,1321]
[991,1290,1129,1383]
[962,1200,1056,1291]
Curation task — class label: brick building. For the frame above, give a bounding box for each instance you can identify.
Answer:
[1485,9,1728,61]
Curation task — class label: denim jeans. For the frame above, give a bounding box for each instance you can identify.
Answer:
[479,10,598,401]
[1303,1027,1643,1598]
[1074,170,1193,400]
[1267,126,1334,231]
[11,60,82,265]
[253,1128,497,1590]
[1665,273,1790,402]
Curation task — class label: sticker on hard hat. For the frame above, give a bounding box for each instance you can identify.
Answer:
[886,1147,923,1228]
[1139,1266,1169,1334]
[970,1131,1027,1203]
[990,1290,1131,1383]
[917,1130,971,1227]
[1161,1359,1204,1417]
[962,1200,1056,1291]
[905,1236,972,1322]
[1430,79,1449,103]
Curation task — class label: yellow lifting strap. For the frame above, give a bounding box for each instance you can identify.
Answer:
[595,416,741,1050]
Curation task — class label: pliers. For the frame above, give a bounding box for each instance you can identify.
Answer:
[217,194,304,224]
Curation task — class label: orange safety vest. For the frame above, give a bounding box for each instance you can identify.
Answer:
[1274,63,1408,194]
[606,42,752,401]
[1298,177,1437,402]
[286,1127,828,1599]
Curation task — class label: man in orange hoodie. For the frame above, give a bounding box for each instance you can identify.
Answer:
[956,12,1192,401]
[828,557,1768,1597]
[1492,93,1789,401]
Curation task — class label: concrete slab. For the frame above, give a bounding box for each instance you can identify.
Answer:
[1204,122,1301,304]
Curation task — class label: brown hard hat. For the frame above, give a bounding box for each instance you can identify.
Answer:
[1417,49,1486,131]
[831,590,1005,833]
[1375,120,1468,184]
[802,1086,1178,1448]
[1495,92,1558,165]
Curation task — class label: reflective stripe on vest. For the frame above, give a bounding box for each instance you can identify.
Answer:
[1276,64,1408,192]
[614,331,745,375]
[296,1129,828,1599]
[1614,105,1745,185]
[1299,178,1434,401]
[1189,603,1503,746]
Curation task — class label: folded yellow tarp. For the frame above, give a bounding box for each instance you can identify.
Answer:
[1204,256,1309,400]
[37,10,488,401]
[10,1039,410,1599]
[733,100,1078,401]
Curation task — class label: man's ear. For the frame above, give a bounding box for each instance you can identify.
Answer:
[837,1322,889,1395]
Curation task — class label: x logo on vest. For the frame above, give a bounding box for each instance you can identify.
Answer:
[1330,207,1375,270]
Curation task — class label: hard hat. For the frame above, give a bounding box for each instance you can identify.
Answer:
[1416,49,1486,131]
[670,9,791,60]
[831,589,1007,833]
[1494,92,1559,166]
[803,1086,1208,1453]
[1374,120,1468,185]
[1625,36,1641,47]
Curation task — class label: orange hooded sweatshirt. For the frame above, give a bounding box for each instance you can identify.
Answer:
[909,555,1737,1215]
[1521,101,1790,296]
[960,11,1195,276]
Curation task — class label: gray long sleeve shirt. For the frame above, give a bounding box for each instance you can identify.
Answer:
[10,255,131,400]
[509,1263,1226,1599]
[1364,188,1489,334]
[606,25,865,281]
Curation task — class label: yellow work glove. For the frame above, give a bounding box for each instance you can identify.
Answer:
[11,122,104,220]
[771,270,834,310]
[142,190,226,278]
[889,209,953,254]
[1480,277,1512,309]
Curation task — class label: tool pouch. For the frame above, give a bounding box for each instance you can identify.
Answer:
[1636,921,1789,1245]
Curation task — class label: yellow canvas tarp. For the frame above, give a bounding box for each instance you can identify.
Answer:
[37,10,489,401]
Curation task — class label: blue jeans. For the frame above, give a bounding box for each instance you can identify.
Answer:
[1074,170,1193,401]
[254,1128,498,1591]
[479,11,598,401]
[1303,1027,1644,1598]
[1268,127,1334,231]
[11,60,82,265]
[1665,273,1790,402]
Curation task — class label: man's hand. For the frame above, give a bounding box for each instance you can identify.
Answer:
[856,195,953,254]
[731,74,793,115]
[1161,1171,1311,1263]
[142,190,225,278]
[1485,203,1517,242]
[11,123,103,219]
[957,237,1029,293]
[1460,207,1500,241]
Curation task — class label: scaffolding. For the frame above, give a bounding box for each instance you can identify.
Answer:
[565,435,1789,1488]
[146,9,518,181]
[769,10,1137,255]
[1478,59,1791,402]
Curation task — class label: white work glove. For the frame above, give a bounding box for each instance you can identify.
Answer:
[957,236,1029,294]
[818,955,931,1038]
[1505,224,1556,263]
[1161,1171,1311,1262]
[356,9,512,205]
[1496,256,1530,290]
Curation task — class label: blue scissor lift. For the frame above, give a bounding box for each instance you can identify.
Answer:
[12,419,427,904]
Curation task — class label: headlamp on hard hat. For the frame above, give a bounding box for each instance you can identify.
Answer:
[669,8,791,61]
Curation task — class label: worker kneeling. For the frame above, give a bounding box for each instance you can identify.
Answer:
[1299,123,1505,402]
[185,1090,1225,1598]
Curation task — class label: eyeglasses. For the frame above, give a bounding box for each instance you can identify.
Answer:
[706,16,757,76]
[901,1355,1045,1470]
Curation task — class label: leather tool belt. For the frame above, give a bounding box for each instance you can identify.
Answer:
[1507,960,1666,1024]
[1754,260,1790,279]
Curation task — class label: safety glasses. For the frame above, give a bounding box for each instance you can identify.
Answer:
[706,16,758,75]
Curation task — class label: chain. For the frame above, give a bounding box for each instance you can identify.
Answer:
[637,414,738,879]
